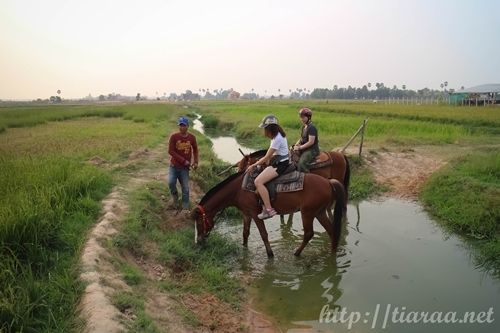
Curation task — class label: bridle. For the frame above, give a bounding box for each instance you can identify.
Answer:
[197,204,212,236]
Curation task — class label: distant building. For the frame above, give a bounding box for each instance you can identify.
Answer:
[450,84,500,106]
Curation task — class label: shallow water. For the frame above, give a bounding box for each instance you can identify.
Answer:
[216,200,500,333]
[195,114,500,332]
[193,114,255,164]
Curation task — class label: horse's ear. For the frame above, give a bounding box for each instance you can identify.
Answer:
[244,155,249,161]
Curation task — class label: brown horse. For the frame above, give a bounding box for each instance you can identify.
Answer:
[235,149,350,239]
[191,171,346,257]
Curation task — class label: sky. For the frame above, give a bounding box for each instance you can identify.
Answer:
[1,0,499,100]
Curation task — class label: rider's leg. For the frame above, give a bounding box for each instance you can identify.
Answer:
[298,150,314,172]
[255,166,278,215]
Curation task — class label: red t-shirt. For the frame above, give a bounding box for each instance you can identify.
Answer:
[168,132,198,169]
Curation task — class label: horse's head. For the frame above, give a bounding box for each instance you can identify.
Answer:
[236,150,267,172]
[191,205,214,244]
[236,155,252,172]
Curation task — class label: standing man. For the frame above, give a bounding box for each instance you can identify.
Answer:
[168,116,198,211]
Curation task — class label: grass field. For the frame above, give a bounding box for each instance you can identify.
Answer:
[193,100,498,148]
[0,103,192,332]
[0,100,499,331]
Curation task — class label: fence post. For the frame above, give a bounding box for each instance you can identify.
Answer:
[359,119,367,158]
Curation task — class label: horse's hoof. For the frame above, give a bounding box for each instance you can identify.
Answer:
[267,251,274,258]
[294,251,301,256]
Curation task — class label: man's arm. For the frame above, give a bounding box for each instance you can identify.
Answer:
[192,135,199,167]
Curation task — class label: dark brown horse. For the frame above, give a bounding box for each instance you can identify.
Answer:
[192,171,346,257]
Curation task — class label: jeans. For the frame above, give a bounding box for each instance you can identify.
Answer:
[168,166,190,209]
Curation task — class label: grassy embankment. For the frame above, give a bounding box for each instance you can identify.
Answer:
[192,100,500,272]
[422,151,500,275]
[0,103,237,332]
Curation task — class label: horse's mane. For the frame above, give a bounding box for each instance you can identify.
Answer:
[248,149,267,158]
[199,171,244,205]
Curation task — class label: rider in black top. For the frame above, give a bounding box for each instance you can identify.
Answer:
[293,108,319,172]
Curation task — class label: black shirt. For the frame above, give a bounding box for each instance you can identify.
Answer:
[300,122,319,153]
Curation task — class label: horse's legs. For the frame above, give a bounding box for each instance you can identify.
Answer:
[242,215,251,247]
[326,206,334,221]
[316,209,336,251]
[253,218,274,258]
[294,212,315,256]
[281,212,294,224]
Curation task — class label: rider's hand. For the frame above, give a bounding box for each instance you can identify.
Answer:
[184,160,191,167]
[293,145,301,152]
[192,162,198,170]
[247,163,256,173]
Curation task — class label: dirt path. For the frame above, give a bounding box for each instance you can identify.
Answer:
[363,148,446,199]
[78,143,279,333]
[78,146,167,332]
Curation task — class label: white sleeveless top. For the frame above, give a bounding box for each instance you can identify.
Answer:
[270,132,289,160]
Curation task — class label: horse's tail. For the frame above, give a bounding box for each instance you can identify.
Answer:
[343,154,351,203]
[329,179,346,245]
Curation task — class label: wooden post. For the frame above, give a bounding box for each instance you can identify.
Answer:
[359,119,367,158]
[340,118,369,153]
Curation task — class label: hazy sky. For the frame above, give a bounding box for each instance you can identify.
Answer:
[1,0,499,99]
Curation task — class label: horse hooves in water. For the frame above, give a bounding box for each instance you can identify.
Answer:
[267,250,274,258]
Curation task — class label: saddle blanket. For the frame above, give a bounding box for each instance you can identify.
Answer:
[242,169,305,194]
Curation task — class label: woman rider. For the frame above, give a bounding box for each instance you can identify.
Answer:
[293,107,319,172]
[246,115,290,220]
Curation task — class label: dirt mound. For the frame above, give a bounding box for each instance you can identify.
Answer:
[88,155,106,166]
[364,150,446,199]
[78,188,127,333]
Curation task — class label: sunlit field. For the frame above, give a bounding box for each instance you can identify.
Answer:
[0,103,179,332]
[0,100,499,331]
[193,100,499,149]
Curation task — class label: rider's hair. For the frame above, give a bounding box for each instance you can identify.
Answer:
[265,124,286,138]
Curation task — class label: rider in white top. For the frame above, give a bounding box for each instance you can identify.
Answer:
[270,132,289,160]
[246,115,290,220]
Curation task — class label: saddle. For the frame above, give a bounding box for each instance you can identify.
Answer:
[242,164,305,201]
[309,151,333,169]
[290,151,333,170]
